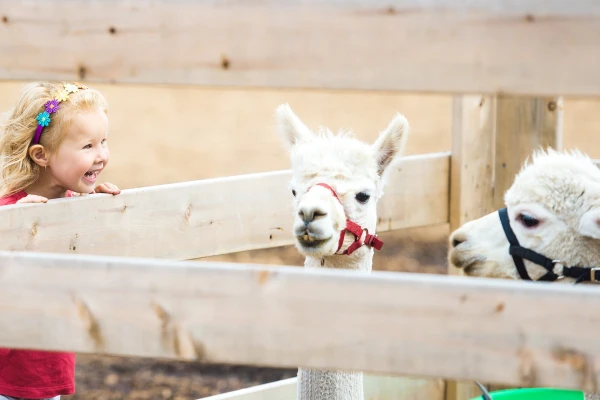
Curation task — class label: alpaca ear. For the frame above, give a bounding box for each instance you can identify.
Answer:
[275,103,314,150]
[372,113,409,177]
[578,206,600,239]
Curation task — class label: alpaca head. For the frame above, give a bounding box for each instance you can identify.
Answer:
[449,149,600,281]
[276,104,409,259]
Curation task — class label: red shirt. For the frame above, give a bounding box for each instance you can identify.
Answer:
[0,190,76,398]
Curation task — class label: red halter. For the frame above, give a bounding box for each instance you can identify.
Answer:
[311,183,384,255]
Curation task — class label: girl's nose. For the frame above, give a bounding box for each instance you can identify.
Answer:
[95,147,109,163]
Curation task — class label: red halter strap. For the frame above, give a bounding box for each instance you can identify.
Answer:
[312,183,384,255]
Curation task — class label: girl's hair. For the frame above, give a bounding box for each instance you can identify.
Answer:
[0,81,108,197]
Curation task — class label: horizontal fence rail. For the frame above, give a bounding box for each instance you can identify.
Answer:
[200,376,445,400]
[202,378,297,400]
[1,1,600,96]
[0,152,449,259]
[1,250,599,392]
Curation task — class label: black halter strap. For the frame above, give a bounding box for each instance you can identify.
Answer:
[498,208,600,284]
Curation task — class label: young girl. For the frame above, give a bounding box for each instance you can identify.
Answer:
[0,81,121,399]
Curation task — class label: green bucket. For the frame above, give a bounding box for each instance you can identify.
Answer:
[469,388,584,400]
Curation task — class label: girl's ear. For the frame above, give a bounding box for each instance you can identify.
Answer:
[28,145,49,167]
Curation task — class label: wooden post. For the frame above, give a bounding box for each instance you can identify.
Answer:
[448,95,497,276]
[492,96,564,209]
[447,95,497,399]
[447,94,562,399]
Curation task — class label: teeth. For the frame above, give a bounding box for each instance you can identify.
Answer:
[303,234,309,241]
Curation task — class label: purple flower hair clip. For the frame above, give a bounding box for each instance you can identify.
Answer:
[32,83,88,145]
[44,99,60,114]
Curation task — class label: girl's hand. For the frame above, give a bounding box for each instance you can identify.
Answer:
[16,194,48,204]
[94,182,121,195]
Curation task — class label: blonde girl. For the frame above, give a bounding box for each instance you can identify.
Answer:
[0,81,120,399]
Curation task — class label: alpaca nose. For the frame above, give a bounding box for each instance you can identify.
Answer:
[450,232,467,248]
[298,207,328,224]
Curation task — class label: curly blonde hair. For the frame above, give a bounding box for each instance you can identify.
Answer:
[0,81,108,197]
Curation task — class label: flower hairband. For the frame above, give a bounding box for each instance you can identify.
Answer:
[32,82,88,145]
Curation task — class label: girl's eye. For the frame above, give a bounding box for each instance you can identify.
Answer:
[517,213,540,228]
[355,192,370,204]
[83,144,92,149]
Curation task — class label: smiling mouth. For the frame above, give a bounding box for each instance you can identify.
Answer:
[84,170,99,178]
[296,234,330,248]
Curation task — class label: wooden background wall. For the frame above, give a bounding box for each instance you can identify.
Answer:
[2,81,599,190]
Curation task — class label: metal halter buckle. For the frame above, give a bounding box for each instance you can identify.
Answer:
[552,260,565,280]
[590,267,600,283]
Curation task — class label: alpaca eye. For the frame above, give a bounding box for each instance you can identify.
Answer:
[355,192,370,204]
[517,213,540,228]
[292,190,296,197]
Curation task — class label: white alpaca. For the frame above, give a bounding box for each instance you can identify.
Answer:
[448,148,600,399]
[276,104,409,400]
[449,148,600,282]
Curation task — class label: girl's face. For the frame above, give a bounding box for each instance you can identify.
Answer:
[48,108,110,194]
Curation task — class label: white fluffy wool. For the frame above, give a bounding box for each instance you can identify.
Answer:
[297,369,364,400]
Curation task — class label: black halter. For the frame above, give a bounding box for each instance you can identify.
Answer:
[498,208,600,284]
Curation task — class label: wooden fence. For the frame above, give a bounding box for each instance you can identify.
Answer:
[2,249,600,392]
[1,1,600,399]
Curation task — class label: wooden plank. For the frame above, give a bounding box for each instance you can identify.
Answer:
[200,376,445,400]
[488,95,562,394]
[492,96,563,209]
[444,380,481,400]
[1,251,600,392]
[376,153,449,232]
[563,99,600,159]
[200,378,297,400]
[0,153,449,259]
[2,1,600,96]
[449,96,497,269]
[361,375,445,400]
